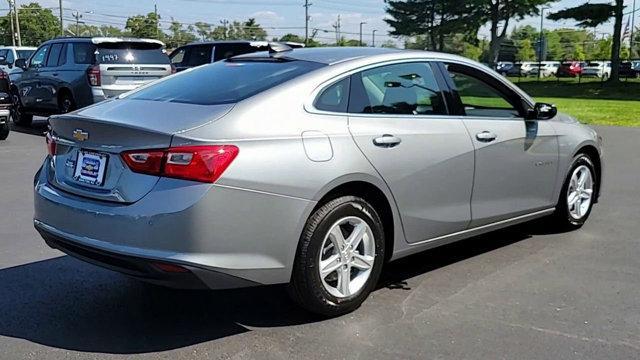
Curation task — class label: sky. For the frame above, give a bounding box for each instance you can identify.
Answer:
[23,0,640,45]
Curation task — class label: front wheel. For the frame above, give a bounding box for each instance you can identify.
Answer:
[548,154,597,229]
[11,91,32,126]
[289,196,385,317]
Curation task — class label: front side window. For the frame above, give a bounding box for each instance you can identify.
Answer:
[29,45,50,68]
[314,77,350,113]
[126,59,325,105]
[349,62,447,115]
[170,48,186,64]
[446,63,521,118]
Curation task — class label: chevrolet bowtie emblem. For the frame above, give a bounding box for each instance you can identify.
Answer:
[72,129,89,142]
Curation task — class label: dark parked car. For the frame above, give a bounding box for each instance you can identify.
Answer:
[619,61,640,78]
[0,68,11,140]
[556,61,586,77]
[169,41,305,72]
[11,37,173,126]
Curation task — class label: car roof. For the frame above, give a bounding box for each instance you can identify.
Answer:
[233,46,410,65]
[0,46,37,50]
[43,37,165,47]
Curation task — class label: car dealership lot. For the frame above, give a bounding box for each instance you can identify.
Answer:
[1,122,639,359]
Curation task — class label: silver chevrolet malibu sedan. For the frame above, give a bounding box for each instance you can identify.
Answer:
[34,47,603,316]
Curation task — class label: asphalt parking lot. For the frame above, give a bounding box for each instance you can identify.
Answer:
[1,121,639,359]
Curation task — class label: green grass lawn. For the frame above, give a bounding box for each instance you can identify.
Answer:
[511,80,640,127]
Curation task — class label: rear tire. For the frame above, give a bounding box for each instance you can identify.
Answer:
[547,154,597,230]
[58,91,76,114]
[11,91,32,126]
[0,121,9,140]
[288,196,385,317]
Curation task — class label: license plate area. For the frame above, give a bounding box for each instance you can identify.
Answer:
[73,150,108,186]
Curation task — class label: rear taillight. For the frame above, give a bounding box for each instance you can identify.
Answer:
[0,71,8,80]
[87,65,101,86]
[45,132,56,156]
[121,145,239,183]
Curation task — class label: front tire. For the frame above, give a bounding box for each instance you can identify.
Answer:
[11,91,32,126]
[548,154,597,229]
[289,196,385,317]
[58,92,76,114]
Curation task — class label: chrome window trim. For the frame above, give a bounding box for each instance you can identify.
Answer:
[304,56,535,118]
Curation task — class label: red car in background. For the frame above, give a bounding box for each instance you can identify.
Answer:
[556,61,586,77]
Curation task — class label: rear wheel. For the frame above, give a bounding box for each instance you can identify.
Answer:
[289,196,385,316]
[11,91,32,126]
[548,154,597,230]
[0,120,9,140]
[58,91,75,114]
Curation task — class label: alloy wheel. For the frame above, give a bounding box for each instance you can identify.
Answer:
[318,216,375,298]
[566,165,594,220]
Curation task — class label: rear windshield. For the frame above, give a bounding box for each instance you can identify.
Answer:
[96,42,169,64]
[126,59,325,105]
[16,50,34,59]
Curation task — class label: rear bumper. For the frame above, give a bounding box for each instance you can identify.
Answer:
[33,160,316,288]
[36,221,258,289]
[0,109,9,124]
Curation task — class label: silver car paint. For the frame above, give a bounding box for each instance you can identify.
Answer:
[34,48,603,288]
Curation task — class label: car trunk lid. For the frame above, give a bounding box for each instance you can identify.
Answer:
[48,99,234,203]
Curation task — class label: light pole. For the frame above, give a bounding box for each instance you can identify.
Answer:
[631,0,637,57]
[537,6,549,81]
[9,0,21,46]
[359,21,366,46]
[372,29,377,47]
[72,11,84,36]
[6,0,15,46]
[59,0,63,36]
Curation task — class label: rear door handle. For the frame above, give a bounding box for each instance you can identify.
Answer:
[373,134,402,148]
[476,131,497,142]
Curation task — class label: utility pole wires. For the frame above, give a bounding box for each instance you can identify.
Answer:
[332,14,341,45]
[6,0,14,46]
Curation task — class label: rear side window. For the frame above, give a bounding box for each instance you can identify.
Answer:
[73,42,95,64]
[46,43,63,67]
[127,59,325,105]
[214,43,260,61]
[184,45,211,66]
[314,77,350,113]
[96,42,169,65]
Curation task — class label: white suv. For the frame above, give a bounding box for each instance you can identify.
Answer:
[0,46,36,75]
[582,61,612,79]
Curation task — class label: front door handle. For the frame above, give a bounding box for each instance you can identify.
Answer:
[373,134,402,148]
[476,131,497,142]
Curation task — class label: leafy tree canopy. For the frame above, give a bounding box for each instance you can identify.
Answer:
[0,2,60,46]
[547,3,615,27]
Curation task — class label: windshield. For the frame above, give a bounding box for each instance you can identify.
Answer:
[16,50,34,59]
[96,42,169,64]
[126,58,325,105]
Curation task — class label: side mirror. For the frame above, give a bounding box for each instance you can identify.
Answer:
[527,102,557,120]
[14,58,26,70]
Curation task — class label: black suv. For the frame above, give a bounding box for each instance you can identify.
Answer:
[11,37,172,126]
[169,41,304,72]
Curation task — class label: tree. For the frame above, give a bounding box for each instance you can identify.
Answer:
[278,33,320,47]
[210,18,267,40]
[125,12,161,39]
[516,39,536,61]
[194,22,211,41]
[385,0,474,51]
[548,1,624,82]
[165,20,197,48]
[469,0,554,65]
[0,2,60,46]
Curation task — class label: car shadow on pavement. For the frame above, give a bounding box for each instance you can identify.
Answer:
[9,119,48,137]
[0,223,539,354]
